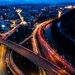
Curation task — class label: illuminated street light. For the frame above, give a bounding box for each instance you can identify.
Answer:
[1,25,6,28]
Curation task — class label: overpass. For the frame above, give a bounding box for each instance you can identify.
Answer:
[0,37,66,75]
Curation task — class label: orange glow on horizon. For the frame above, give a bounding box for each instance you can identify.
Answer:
[65,5,75,9]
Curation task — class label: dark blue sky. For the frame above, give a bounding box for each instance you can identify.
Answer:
[1,0,75,3]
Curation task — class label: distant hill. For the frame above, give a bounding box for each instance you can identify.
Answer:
[52,8,75,67]
[60,9,75,38]
[57,2,75,5]
[52,8,75,42]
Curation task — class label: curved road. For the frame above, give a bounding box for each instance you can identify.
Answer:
[6,51,25,75]
[0,19,75,75]
[0,44,8,75]
[0,24,21,38]
[0,37,67,75]
[36,19,75,74]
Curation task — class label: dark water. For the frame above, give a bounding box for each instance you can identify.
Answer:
[44,24,75,67]
[44,25,67,54]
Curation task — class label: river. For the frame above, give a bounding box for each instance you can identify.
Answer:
[44,24,75,67]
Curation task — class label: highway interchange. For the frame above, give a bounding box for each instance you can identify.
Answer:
[0,9,75,75]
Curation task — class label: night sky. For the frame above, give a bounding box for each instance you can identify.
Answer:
[0,0,75,3]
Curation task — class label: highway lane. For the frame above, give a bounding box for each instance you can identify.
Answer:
[36,20,69,75]
[0,23,25,75]
[19,30,45,75]
[0,21,20,74]
[0,23,24,74]
[19,20,52,75]
[0,23,21,38]
[0,44,8,75]
[0,9,25,38]
[0,16,73,74]
[4,19,68,75]
[31,24,41,54]
[6,51,25,75]
[19,24,45,75]
[19,34,32,45]
[16,9,24,24]
[0,37,67,75]
[10,51,25,75]
[36,20,75,74]
[31,22,47,75]
[0,8,26,75]
[6,51,18,75]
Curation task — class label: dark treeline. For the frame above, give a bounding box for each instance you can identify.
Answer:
[51,9,75,66]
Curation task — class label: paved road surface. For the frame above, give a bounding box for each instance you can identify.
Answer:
[0,37,66,75]
[0,44,7,75]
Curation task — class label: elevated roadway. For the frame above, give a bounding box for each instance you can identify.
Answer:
[0,37,66,75]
